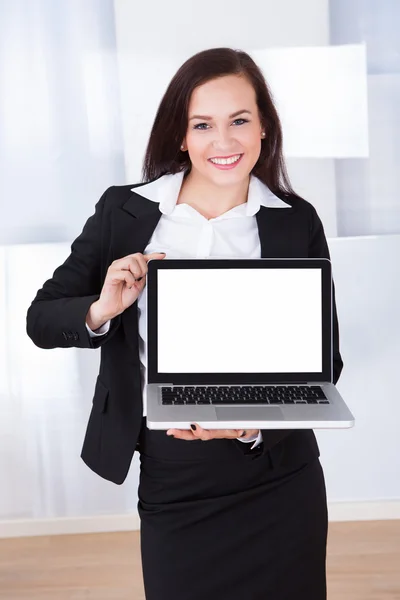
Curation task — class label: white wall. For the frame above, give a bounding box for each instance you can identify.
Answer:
[113,0,330,54]
[317,234,400,502]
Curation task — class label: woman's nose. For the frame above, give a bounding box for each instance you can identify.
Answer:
[212,130,237,151]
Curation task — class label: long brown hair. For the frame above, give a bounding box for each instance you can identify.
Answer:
[142,47,299,200]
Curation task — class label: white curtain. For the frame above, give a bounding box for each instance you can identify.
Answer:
[0,0,126,245]
[0,1,137,521]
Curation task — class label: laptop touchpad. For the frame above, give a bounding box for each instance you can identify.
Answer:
[215,407,284,420]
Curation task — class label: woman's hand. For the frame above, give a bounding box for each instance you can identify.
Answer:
[89,251,167,323]
[166,424,260,441]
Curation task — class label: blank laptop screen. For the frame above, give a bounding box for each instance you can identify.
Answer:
[156,268,322,374]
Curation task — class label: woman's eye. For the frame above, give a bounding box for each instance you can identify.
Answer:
[193,118,249,130]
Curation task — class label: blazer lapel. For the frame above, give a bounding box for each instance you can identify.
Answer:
[256,205,300,258]
[108,190,162,355]
[110,192,163,261]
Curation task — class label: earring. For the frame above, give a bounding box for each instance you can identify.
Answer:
[180,145,185,150]
[261,132,265,138]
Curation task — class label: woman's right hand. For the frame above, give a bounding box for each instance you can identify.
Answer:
[91,251,167,322]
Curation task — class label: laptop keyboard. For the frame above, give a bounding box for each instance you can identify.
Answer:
[161,385,329,405]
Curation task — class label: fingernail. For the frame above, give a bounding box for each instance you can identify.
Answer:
[190,424,196,431]
[166,430,173,436]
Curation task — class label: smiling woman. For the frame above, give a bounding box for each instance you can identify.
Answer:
[132,47,339,600]
[27,45,341,600]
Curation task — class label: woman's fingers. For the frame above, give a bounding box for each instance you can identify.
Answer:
[166,424,244,440]
[166,429,197,440]
[193,425,244,439]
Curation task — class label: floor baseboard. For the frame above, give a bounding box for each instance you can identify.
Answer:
[0,501,399,539]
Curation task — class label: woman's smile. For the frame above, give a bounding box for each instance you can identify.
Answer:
[208,153,244,169]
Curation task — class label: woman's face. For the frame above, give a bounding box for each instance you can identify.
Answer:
[183,74,264,187]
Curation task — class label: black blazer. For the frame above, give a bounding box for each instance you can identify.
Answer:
[26,182,344,484]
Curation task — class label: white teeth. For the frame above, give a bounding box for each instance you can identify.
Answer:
[210,154,242,165]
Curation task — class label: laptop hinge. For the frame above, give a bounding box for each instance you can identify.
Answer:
[158,381,312,386]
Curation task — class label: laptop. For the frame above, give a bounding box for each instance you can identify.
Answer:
[145,258,355,430]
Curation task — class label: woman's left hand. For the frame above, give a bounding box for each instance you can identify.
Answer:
[166,423,259,441]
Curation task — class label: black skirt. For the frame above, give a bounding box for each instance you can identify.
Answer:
[136,418,328,600]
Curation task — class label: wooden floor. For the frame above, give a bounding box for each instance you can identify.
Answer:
[0,520,399,599]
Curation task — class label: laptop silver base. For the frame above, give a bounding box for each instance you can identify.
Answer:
[145,382,355,430]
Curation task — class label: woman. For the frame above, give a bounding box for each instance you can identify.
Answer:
[27,47,343,599]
